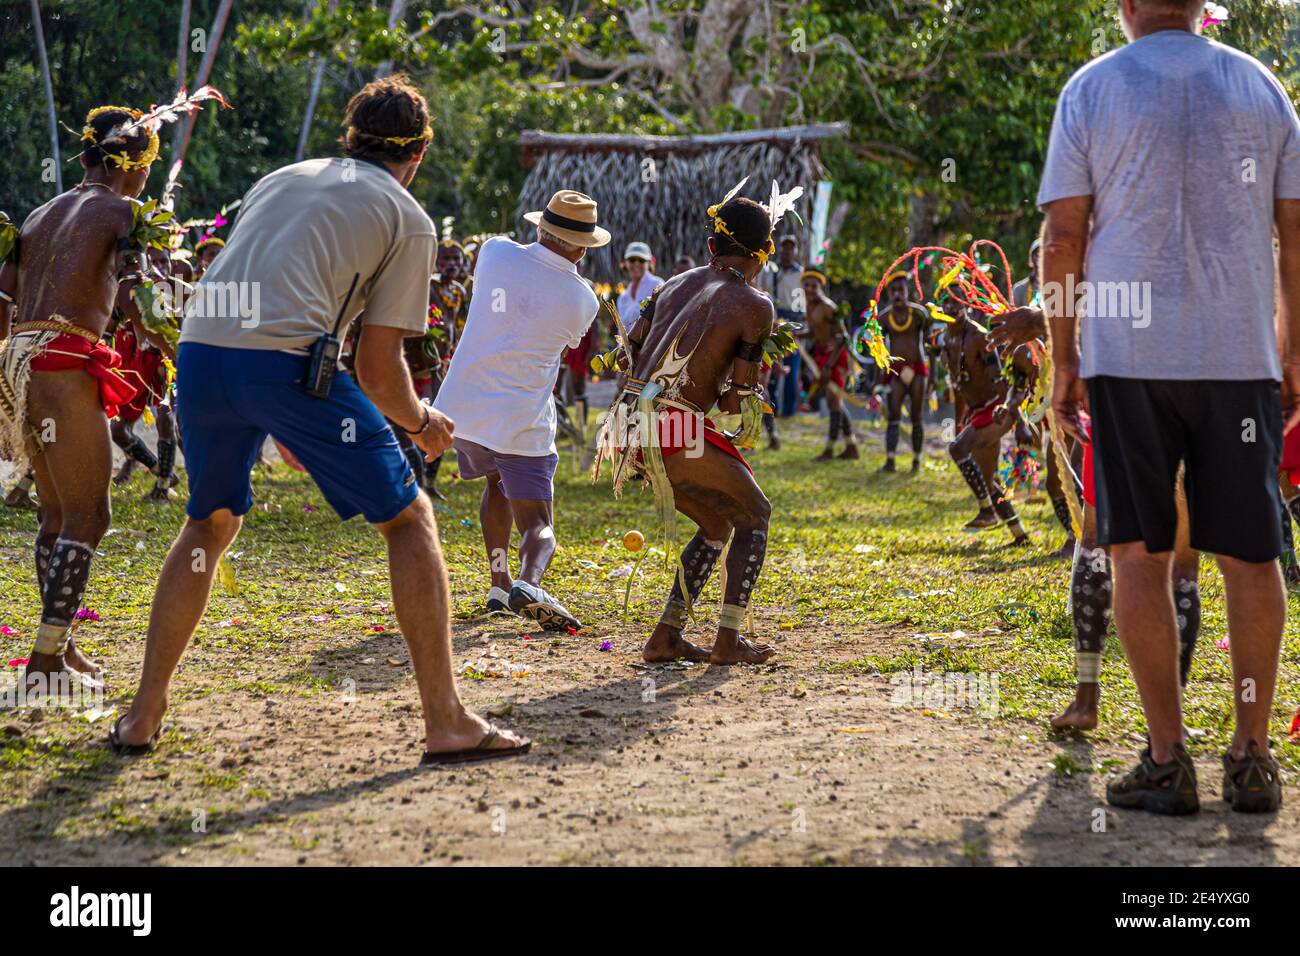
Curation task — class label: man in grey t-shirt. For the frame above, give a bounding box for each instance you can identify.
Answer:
[114,77,529,766]
[1042,0,1300,814]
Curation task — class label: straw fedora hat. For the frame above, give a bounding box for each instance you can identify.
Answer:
[523,190,611,248]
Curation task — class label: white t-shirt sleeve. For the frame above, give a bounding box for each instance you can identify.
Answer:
[568,285,599,348]
[361,233,435,335]
[1038,78,1093,207]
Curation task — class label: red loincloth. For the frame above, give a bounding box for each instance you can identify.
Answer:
[636,407,752,476]
[962,398,1000,431]
[885,357,928,384]
[812,342,849,389]
[114,325,167,423]
[29,333,139,419]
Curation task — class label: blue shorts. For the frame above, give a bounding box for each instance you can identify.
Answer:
[176,343,418,524]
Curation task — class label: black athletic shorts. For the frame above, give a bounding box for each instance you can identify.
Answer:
[1087,376,1283,563]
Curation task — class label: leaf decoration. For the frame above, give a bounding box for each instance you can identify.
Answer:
[0,211,18,266]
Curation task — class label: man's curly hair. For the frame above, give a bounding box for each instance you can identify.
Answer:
[339,75,431,163]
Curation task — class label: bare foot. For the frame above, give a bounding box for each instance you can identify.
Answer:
[424,708,530,757]
[64,638,104,678]
[4,487,36,509]
[1007,534,1032,548]
[709,629,776,665]
[964,508,998,530]
[112,460,136,486]
[114,708,163,748]
[642,625,711,662]
[1050,683,1099,731]
[22,652,104,702]
[145,484,175,503]
[814,448,834,462]
[880,459,896,473]
[1054,537,1076,559]
[838,444,859,460]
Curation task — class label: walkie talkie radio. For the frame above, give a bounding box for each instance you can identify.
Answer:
[305,272,361,399]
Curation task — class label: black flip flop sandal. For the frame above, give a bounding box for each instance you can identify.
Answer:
[420,725,532,766]
[108,717,161,756]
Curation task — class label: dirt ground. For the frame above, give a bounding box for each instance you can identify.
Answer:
[4,608,1296,867]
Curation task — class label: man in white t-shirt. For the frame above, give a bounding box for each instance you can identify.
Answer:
[617,241,663,328]
[435,190,607,631]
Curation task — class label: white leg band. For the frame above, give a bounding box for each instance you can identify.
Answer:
[33,622,70,656]
[1076,651,1102,684]
[719,603,747,631]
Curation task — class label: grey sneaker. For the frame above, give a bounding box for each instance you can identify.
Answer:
[508,582,580,632]
[1222,741,1282,813]
[1106,743,1200,816]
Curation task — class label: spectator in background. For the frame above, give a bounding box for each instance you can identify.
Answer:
[673,255,696,276]
[758,235,805,417]
[617,241,663,328]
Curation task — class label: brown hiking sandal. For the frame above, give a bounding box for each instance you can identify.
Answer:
[1106,743,1199,815]
[1222,741,1282,813]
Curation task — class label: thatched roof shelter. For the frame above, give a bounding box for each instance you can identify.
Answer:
[516,124,848,283]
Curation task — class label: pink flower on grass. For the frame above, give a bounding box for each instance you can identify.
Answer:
[75,608,100,623]
[0,626,20,637]
[8,658,28,668]
[1215,637,1230,652]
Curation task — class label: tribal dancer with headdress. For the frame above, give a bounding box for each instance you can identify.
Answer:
[109,258,180,501]
[0,92,226,695]
[878,272,931,472]
[940,296,1035,545]
[416,238,470,499]
[593,178,800,665]
[802,267,858,461]
[193,236,224,280]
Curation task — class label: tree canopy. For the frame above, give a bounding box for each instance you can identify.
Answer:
[2,0,1297,288]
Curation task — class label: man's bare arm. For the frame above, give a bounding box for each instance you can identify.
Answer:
[1277,198,1300,433]
[1042,196,1092,369]
[1043,195,1093,438]
[354,324,453,460]
[717,297,774,414]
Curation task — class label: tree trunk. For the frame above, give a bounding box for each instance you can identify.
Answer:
[171,0,192,160]
[29,0,61,194]
[295,0,337,162]
[374,0,409,79]
[906,189,942,250]
[174,0,234,173]
[296,62,327,163]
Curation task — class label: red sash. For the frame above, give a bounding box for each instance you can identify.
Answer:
[29,333,140,419]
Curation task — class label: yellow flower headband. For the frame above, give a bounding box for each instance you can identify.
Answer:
[82,106,160,171]
[706,175,802,268]
[706,199,776,266]
[350,125,433,147]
